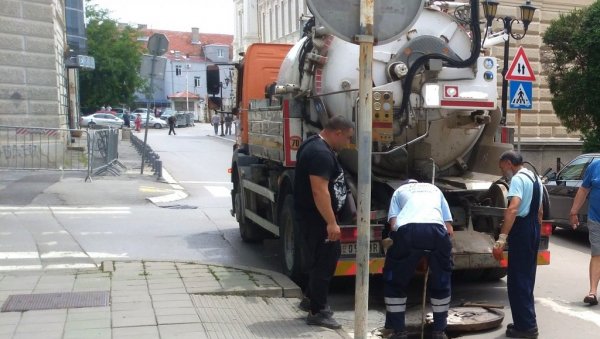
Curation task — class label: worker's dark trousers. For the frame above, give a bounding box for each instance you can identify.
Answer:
[384,223,452,332]
[169,125,176,135]
[507,180,541,331]
[302,228,341,314]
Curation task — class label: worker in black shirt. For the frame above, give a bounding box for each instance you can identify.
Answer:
[293,115,355,329]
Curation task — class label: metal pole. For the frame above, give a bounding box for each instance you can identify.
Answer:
[140,55,156,174]
[500,17,511,126]
[517,108,522,153]
[354,1,374,338]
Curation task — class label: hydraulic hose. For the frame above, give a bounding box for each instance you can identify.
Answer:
[399,0,482,126]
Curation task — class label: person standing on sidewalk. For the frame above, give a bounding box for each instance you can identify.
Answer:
[224,114,233,135]
[383,179,453,339]
[293,115,355,330]
[168,115,176,135]
[211,113,221,135]
[569,159,600,306]
[134,114,142,132]
[493,150,543,339]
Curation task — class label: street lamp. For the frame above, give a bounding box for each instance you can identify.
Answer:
[481,0,537,125]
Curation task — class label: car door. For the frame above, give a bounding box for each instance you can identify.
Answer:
[546,155,593,226]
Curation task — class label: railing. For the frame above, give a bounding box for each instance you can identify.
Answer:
[0,125,124,180]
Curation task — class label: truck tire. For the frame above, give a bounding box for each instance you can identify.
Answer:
[279,195,305,283]
[234,191,265,243]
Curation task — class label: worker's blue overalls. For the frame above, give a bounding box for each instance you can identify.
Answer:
[383,223,453,332]
[507,172,541,331]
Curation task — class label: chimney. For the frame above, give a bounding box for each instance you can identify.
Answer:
[192,27,199,44]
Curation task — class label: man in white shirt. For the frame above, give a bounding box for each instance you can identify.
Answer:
[384,180,453,339]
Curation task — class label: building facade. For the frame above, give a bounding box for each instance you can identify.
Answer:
[233,0,595,171]
[0,0,70,128]
[136,27,234,121]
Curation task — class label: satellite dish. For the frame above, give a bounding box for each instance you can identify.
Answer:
[306,0,425,45]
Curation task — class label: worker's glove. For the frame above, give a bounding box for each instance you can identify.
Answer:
[382,237,394,254]
[494,233,508,249]
[492,234,507,261]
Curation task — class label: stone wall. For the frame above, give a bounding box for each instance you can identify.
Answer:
[0,0,68,128]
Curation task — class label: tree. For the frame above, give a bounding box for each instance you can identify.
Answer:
[79,1,145,112]
[542,1,600,152]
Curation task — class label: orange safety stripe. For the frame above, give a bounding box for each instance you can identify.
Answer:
[334,258,385,276]
[498,250,551,268]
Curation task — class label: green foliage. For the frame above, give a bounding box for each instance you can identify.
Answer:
[79,0,145,111]
[542,1,600,147]
[583,130,600,152]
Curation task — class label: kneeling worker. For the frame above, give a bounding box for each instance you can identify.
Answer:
[384,179,454,339]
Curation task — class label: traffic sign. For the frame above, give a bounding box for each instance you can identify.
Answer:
[505,46,535,81]
[509,81,533,110]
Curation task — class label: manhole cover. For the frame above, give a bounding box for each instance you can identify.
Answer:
[428,306,504,332]
[159,204,197,209]
[1,291,109,312]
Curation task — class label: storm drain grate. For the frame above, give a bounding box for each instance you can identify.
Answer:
[1,291,109,312]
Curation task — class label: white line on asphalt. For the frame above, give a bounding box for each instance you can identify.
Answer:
[0,265,42,271]
[41,231,68,235]
[179,181,232,185]
[80,232,113,235]
[204,186,231,197]
[0,252,39,259]
[537,297,600,328]
[0,206,130,210]
[87,252,128,258]
[41,251,88,259]
[45,263,97,269]
[0,232,12,236]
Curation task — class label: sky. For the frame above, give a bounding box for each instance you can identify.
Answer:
[89,0,235,35]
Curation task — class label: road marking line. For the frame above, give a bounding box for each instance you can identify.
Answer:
[0,265,42,271]
[0,252,39,259]
[41,231,68,235]
[179,181,232,185]
[41,251,88,259]
[537,297,600,328]
[45,263,97,269]
[204,186,230,197]
[87,252,128,258]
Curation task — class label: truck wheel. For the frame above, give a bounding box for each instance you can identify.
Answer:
[234,191,264,243]
[279,195,305,282]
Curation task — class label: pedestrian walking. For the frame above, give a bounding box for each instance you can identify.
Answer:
[293,115,355,330]
[134,114,142,132]
[383,180,453,339]
[225,114,233,135]
[123,112,130,128]
[233,115,240,137]
[493,150,543,339]
[211,114,221,135]
[168,115,176,135]
[569,159,600,306]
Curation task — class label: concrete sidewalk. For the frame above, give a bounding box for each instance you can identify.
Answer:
[0,260,348,339]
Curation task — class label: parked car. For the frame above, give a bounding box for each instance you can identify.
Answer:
[544,153,600,232]
[141,115,168,129]
[80,113,124,128]
[132,108,149,115]
[112,107,129,115]
[158,108,176,121]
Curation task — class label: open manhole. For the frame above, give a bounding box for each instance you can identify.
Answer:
[1,291,109,312]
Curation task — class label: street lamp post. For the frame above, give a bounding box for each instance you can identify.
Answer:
[481,0,537,126]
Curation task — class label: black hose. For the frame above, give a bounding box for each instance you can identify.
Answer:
[399,0,482,126]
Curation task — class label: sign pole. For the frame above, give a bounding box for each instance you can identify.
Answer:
[354,0,374,338]
[517,108,522,153]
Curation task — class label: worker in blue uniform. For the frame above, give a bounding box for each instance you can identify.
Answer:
[383,179,454,339]
[494,150,543,339]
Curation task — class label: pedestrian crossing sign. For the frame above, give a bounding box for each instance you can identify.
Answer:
[509,81,533,110]
[505,46,536,81]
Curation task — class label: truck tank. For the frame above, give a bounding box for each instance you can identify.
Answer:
[276,6,498,179]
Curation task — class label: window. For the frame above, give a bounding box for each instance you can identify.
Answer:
[194,76,201,87]
[558,156,592,180]
[175,65,182,76]
[218,49,224,58]
[288,0,293,33]
[275,5,279,38]
[262,12,266,42]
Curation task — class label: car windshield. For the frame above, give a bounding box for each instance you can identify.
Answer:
[558,156,591,180]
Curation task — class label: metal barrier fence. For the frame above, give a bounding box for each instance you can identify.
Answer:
[0,125,123,180]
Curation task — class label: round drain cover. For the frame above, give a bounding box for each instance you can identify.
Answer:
[428,307,504,332]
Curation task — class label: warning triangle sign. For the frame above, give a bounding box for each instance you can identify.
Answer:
[506,46,535,81]
[511,83,531,107]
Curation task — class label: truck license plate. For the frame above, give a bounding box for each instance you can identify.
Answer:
[341,242,380,255]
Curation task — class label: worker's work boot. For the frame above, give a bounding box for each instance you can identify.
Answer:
[388,330,408,339]
[306,311,341,329]
[298,297,333,317]
[431,331,448,339]
[506,326,539,338]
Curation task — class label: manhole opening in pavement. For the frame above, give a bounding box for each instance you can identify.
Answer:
[159,204,197,209]
[1,291,109,312]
